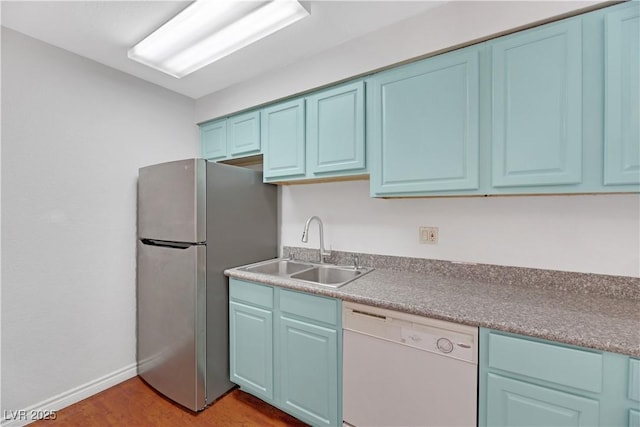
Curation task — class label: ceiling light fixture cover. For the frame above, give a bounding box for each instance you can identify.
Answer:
[128,0,310,79]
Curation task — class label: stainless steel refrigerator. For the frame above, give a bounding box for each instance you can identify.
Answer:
[136,158,277,411]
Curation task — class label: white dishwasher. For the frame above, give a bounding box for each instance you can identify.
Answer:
[342,301,478,427]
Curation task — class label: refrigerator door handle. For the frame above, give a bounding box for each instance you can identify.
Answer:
[140,239,203,249]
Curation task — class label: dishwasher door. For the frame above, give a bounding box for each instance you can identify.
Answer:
[342,302,478,427]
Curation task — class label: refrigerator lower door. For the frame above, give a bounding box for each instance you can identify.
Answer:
[137,241,206,411]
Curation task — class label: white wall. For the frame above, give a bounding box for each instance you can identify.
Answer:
[1,28,198,416]
[195,0,604,122]
[282,181,640,277]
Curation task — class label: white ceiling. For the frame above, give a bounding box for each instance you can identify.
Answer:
[1,1,444,99]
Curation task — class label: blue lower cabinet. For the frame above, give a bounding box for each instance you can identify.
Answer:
[486,373,599,426]
[229,278,342,426]
[480,328,640,427]
[279,316,339,426]
[229,301,273,400]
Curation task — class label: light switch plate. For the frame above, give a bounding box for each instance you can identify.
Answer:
[419,226,438,244]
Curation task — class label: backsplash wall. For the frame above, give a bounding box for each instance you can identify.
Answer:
[280,180,640,278]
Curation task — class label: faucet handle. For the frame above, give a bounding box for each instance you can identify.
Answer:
[353,255,359,270]
[320,247,331,264]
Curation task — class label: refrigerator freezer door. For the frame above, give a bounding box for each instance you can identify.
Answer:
[137,241,206,411]
[138,159,206,243]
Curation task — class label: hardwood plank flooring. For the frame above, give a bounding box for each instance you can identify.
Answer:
[31,377,308,427]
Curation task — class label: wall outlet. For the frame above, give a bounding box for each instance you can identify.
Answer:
[419,226,438,244]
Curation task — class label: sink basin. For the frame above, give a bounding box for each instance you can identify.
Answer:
[239,258,373,288]
[242,259,313,276]
[291,265,362,286]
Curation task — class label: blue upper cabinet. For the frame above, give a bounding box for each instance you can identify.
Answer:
[368,46,480,196]
[199,3,638,195]
[201,119,227,161]
[306,81,366,177]
[262,98,306,181]
[228,111,260,157]
[604,2,640,186]
[200,111,260,162]
[491,19,583,188]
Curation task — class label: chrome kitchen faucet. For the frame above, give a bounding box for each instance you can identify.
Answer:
[301,216,331,263]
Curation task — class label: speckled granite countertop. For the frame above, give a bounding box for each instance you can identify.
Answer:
[225,251,640,358]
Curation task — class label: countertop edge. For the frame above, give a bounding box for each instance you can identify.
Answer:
[225,267,640,358]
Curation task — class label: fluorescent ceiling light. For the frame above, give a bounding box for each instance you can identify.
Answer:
[128,0,310,79]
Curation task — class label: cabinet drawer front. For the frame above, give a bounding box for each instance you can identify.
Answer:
[630,410,640,427]
[279,289,338,326]
[488,332,602,393]
[630,358,640,402]
[229,278,273,309]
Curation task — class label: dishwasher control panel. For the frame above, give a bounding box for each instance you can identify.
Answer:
[343,301,478,363]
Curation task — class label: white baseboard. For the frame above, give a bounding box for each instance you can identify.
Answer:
[1,363,138,427]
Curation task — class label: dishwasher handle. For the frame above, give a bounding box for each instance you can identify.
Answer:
[351,309,386,320]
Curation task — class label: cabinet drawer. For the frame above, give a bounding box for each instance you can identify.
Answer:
[229,278,273,309]
[488,332,602,393]
[630,410,640,427]
[279,289,338,326]
[630,359,640,402]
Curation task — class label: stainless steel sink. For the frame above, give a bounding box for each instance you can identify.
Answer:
[241,259,313,276]
[239,258,372,288]
[291,265,362,286]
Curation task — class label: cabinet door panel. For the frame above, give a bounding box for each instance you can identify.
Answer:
[229,301,273,400]
[604,4,640,185]
[307,81,365,175]
[492,20,582,187]
[279,316,338,426]
[201,119,227,160]
[262,99,305,180]
[369,47,480,195]
[228,111,260,156]
[487,373,599,427]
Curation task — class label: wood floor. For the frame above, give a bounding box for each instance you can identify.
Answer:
[31,377,308,427]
